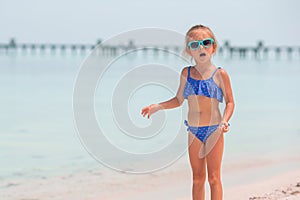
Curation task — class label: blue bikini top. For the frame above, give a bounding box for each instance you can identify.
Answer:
[183,66,223,102]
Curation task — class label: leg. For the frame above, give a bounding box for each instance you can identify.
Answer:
[188,132,206,200]
[206,131,224,200]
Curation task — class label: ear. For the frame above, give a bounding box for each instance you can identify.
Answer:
[212,43,217,54]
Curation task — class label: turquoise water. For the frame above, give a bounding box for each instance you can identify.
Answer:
[1,52,300,180]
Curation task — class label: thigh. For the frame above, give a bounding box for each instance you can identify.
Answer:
[188,132,206,176]
[206,131,224,176]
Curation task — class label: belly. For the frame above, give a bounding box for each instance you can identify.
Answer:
[187,95,222,126]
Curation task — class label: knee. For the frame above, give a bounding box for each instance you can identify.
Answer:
[192,173,206,186]
[208,172,221,186]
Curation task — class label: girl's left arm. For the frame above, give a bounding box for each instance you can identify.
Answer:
[219,69,235,125]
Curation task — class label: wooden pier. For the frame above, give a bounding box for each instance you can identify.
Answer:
[0,38,299,59]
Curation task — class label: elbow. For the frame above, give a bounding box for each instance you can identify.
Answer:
[226,99,235,109]
[232,102,235,112]
[176,96,184,106]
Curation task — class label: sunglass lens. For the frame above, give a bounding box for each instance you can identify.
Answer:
[190,42,199,49]
[203,39,213,47]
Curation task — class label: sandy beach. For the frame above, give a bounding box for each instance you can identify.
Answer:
[1,154,300,200]
[2,37,300,200]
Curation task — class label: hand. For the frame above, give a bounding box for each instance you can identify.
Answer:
[220,121,230,133]
[141,104,161,119]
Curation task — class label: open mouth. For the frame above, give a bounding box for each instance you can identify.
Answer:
[199,53,206,57]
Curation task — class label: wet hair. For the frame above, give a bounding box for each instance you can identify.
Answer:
[184,24,218,57]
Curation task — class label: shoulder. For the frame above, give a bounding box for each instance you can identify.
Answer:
[216,67,229,78]
[180,66,190,79]
[215,67,231,84]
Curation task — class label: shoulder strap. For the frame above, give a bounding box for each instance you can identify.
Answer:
[187,66,191,78]
[211,67,221,78]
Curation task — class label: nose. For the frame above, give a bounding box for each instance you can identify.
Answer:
[199,44,205,50]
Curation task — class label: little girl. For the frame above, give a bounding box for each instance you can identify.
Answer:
[141,25,234,200]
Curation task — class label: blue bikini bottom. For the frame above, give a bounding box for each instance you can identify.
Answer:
[184,120,219,143]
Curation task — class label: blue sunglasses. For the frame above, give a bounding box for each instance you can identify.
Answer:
[187,38,214,50]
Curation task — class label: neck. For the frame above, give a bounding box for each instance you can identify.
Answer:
[194,60,213,72]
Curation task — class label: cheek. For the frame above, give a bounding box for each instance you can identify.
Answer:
[206,47,215,54]
[190,50,200,57]
[186,48,190,55]
[186,48,193,56]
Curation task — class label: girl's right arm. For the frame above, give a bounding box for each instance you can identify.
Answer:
[141,67,188,118]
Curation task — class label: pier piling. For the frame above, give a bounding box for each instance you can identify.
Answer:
[0,38,299,59]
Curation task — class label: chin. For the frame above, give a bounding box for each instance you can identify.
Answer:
[197,56,210,63]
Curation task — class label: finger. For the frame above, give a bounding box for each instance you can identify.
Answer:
[142,111,147,117]
[142,110,146,116]
[142,108,149,115]
[220,125,226,132]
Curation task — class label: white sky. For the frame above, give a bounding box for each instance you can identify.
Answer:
[1,0,299,46]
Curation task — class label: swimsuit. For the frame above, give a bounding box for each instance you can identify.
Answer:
[184,120,219,143]
[183,66,224,143]
[183,66,223,102]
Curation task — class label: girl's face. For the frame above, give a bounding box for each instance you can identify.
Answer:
[186,30,216,64]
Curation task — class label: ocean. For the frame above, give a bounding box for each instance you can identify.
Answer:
[1,50,300,180]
